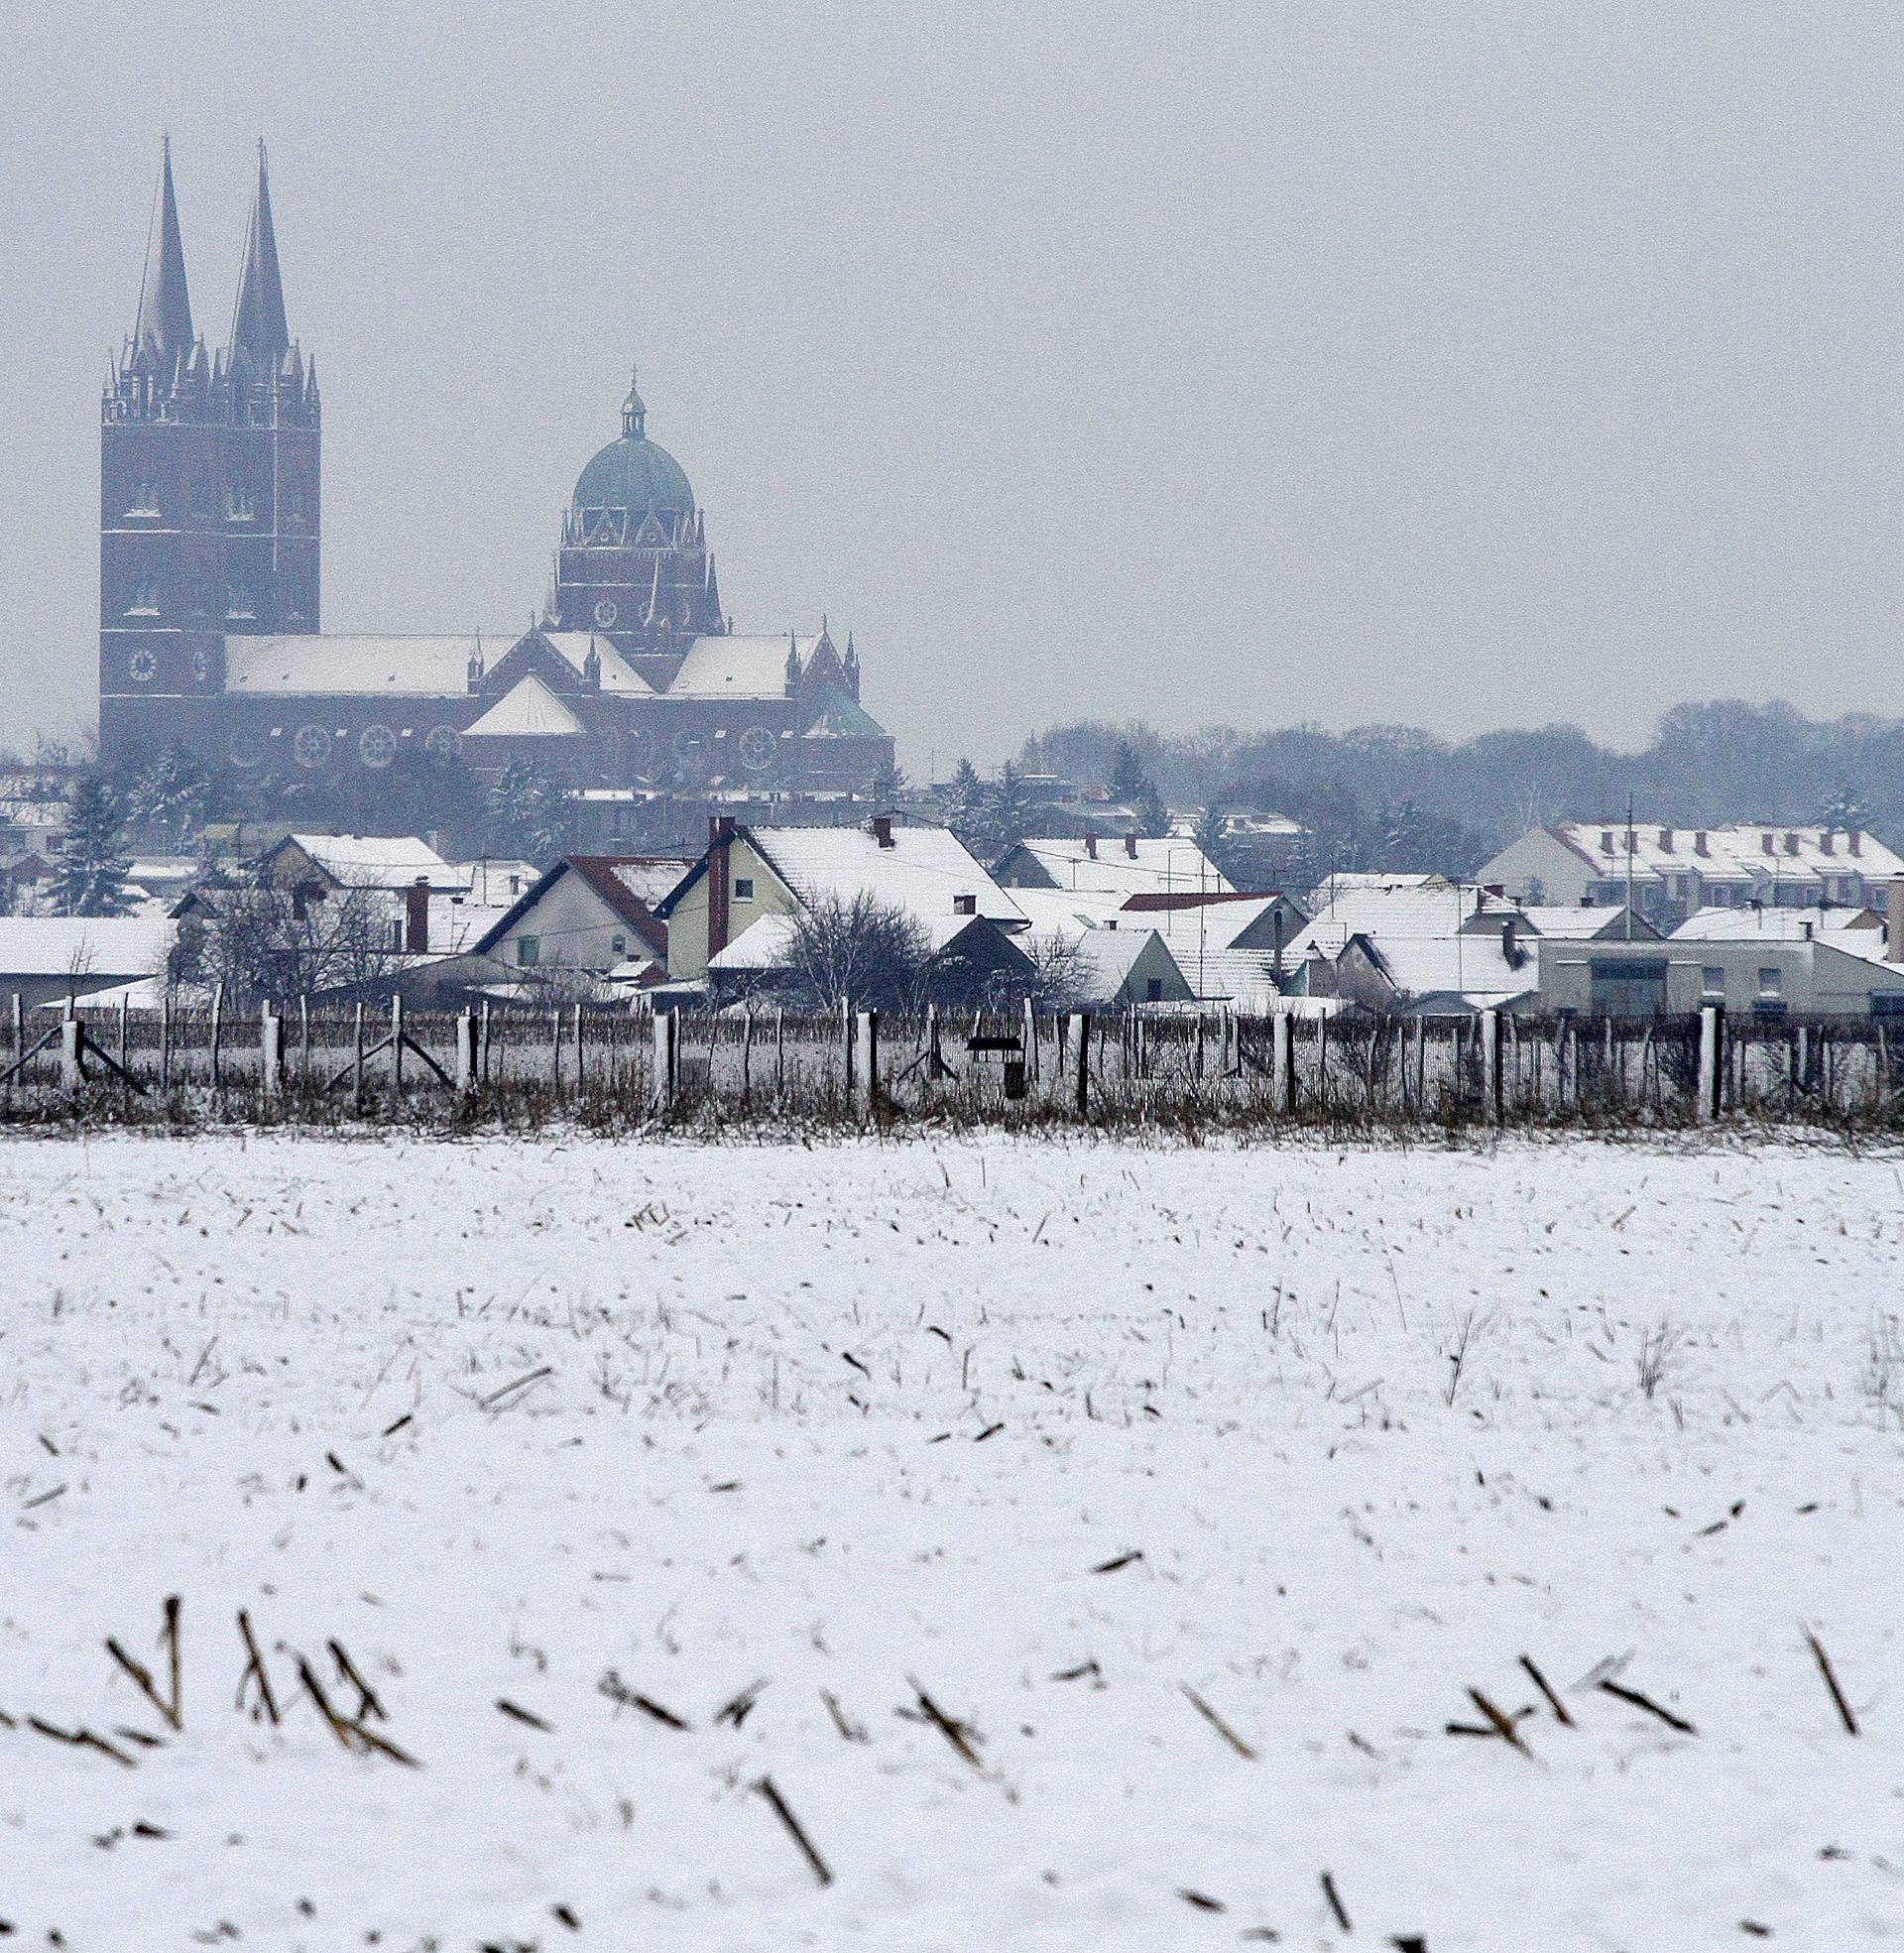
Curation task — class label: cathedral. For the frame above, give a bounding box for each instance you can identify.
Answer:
[99,143,894,796]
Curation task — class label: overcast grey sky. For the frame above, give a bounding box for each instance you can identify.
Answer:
[4,2,1902,771]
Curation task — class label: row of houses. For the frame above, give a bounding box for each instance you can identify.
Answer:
[14,812,1904,1020]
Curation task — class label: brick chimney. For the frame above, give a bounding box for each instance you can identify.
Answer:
[1693,830,1709,857]
[871,815,894,849]
[1125,834,1138,859]
[1889,880,1904,963]
[1850,831,1863,857]
[707,816,736,959]
[1658,827,1673,852]
[404,877,430,955]
[1084,834,1098,859]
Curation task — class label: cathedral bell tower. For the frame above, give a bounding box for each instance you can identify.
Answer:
[548,371,724,689]
[100,141,320,766]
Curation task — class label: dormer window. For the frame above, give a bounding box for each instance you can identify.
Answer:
[226,581,256,621]
[126,481,160,518]
[226,485,257,522]
[953,894,977,915]
[127,574,160,617]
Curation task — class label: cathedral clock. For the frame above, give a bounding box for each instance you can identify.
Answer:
[594,599,618,627]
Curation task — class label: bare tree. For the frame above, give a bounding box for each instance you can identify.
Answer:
[775,894,933,1012]
[168,880,405,1006]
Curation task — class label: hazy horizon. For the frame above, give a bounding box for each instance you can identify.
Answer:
[6,2,1903,774]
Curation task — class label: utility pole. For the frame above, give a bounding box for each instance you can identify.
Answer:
[1625,789,1635,941]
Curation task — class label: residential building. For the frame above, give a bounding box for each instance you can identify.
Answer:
[1477,822,1904,923]
[1535,935,1904,1017]
[658,816,1029,989]
[1008,888,1193,1007]
[468,856,686,987]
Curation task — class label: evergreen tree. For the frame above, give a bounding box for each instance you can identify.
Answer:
[1109,741,1149,805]
[1192,804,1237,879]
[484,760,571,863]
[52,778,135,917]
[1133,783,1171,839]
[1820,785,1867,833]
[870,754,906,803]
[125,744,211,849]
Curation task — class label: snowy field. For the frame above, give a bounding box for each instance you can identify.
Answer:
[4,1133,1903,1952]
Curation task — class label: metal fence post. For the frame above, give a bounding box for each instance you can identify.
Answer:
[60,1011,81,1091]
[391,994,406,1091]
[454,1011,477,1093]
[1483,1008,1503,1122]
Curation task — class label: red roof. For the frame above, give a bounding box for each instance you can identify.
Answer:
[563,856,685,958]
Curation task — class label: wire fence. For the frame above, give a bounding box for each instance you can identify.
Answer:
[6,993,1904,1134]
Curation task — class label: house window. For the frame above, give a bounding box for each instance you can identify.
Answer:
[611,934,627,956]
[1701,966,1725,997]
[953,894,977,915]
[1758,966,1782,999]
[1145,977,1163,1002]
[733,877,754,901]
[518,935,540,967]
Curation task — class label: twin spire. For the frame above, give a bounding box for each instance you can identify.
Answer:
[129,138,292,375]
[131,136,193,370]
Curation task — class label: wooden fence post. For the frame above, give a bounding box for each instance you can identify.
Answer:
[118,993,131,1082]
[454,1011,478,1093]
[572,1002,585,1096]
[209,981,224,1090]
[159,995,171,1093]
[8,992,20,1098]
[300,994,311,1086]
[352,1001,366,1107]
[854,1011,879,1115]
[1698,1002,1724,1121]
[1272,1012,1295,1114]
[60,1010,82,1091]
[480,997,493,1085]
[652,1008,678,1111]
[1482,1008,1504,1123]
[1022,997,1037,1082]
[392,994,406,1091]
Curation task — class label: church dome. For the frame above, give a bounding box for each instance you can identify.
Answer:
[571,371,695,516]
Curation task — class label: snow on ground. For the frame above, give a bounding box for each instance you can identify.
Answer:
[3,1132,1903,1951]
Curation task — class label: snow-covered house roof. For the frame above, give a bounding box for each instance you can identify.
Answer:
[1301,872,1450,907]
[1342,931,1534,1011]
[1495,904,1657,940]
[745,823,1027,951]
[1544,821,1904,888]
[462,675,586,739]
[0,916,173,980]
[996,837,1235,899]
[279,833,460,891]
[1670,904,1884,940]
[707,914,798,973]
